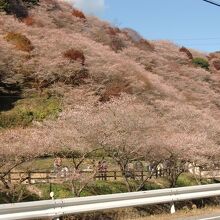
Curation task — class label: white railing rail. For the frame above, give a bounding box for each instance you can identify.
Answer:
[1,184,220,220]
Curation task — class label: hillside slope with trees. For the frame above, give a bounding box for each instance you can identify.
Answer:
[1,0,220,201]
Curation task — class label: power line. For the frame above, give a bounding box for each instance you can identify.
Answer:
[201,0,220,7]
[172,37,220,41]
[158,36,220,42]
[175,41,220,46]
[184,43,220,46]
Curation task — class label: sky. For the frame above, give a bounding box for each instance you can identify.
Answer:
[71,0,220,52]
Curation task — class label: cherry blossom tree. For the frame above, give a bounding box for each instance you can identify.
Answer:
[60,95,164,192]
[1,94,220,197]
[151,100,220,187]
[0,128,46,202]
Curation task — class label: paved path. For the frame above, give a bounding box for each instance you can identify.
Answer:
[177,213,220,220]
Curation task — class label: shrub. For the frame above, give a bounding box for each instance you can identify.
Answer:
[106,27,121,36]
[176,173,197,187]
[122,28,142,42]
[69,68,88,85]
[0,0,39,13]
[192,57,209,70]
[1,0,28,18]
[23,0,39,8]
[110,37,126,52]
[0,0,7,11]
[72,8,86,21]
[58,68,89,85]
[135,39,154,52]
[99,81,131,102]
[63,48,85,65]
[4,32,34,52]
[212,59,220,71]
[22,16,35,26]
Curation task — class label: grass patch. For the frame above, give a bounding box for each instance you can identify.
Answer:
[2,174,213,203]
[37,183,72,199]
[176,173,214,187]
[19,156,117,171]
[0,94,61,128]
[35,179,170,200]
[21,158,73,171]
[35,181,128,199]
[84,181,128,196]
[142,178,169,190]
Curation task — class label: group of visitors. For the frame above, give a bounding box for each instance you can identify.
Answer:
[53,157,109,179]
[97,160,108,180]
[53,157,166,180]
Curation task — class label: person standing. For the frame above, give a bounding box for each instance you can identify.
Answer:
[54,157,62,176]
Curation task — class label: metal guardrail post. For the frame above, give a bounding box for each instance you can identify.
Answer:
[170,202,175,214]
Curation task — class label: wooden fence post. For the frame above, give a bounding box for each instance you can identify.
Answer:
[199,167,202,183]
[28,172,31,184]
[8,172,11,184]
[46,172,50,183]
[141,171,144,181]
[104,171,107,181]
[161,169,164,177]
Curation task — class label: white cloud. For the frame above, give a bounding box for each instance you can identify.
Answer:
[65,0,105,15]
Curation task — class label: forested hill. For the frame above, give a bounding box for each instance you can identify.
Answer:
[1,0,220,166]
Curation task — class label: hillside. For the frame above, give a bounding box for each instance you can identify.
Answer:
[1,0,220,185]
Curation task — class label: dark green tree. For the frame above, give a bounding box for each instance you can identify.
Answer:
[0,0,39,18]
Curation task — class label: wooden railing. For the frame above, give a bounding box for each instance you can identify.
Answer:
[0,169,167,184]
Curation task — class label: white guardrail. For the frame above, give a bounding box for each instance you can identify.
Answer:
[1,184,220,220]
